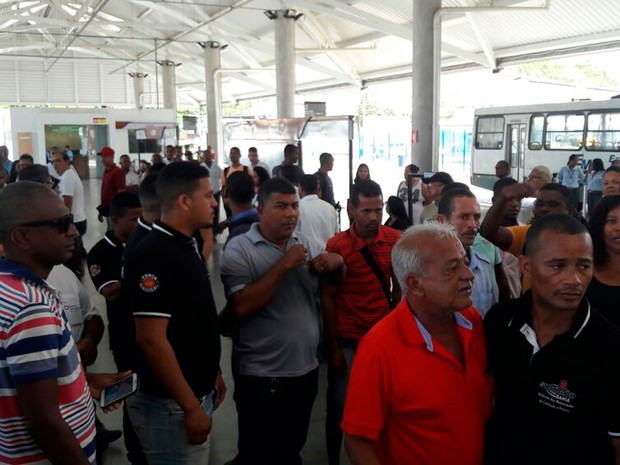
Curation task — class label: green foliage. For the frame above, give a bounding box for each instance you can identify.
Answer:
[514,60,618,89]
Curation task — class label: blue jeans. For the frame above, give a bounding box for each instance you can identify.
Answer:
[126,390,216,465]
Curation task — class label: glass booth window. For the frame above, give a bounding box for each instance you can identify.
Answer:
[544,113,584,150]
[475,116,504,149]
[586,112,620,151]
[529,114,544,150]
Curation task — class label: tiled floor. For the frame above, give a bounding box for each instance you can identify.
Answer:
[79,177,349,465]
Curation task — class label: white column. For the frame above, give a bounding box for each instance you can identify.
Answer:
[204,41,224,160]
[160,60,178,112]
[129,72,147,109]
[272,10,297,118]
[412,0,441,171]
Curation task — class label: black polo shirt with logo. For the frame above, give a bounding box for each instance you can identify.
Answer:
[87,231,127,359]
[484,291,620,465]
[124,221,221,398]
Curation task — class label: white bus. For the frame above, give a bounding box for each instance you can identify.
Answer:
[471,98,620,190]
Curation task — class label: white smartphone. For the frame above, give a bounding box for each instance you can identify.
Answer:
[100,373,139,409]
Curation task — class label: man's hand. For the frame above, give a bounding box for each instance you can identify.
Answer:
[282,244,308,270]
[311,252,344,274]
[214,373,226,410]
[76,338,98,366]
[501,182,536,201]
[184,404,212,445]
[86,370,131,411]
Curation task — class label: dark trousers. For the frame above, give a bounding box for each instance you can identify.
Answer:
[325,339,358,465]
[587,190,603,216]
[233,367,319,465]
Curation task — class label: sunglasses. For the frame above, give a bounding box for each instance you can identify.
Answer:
[18,214,74,233]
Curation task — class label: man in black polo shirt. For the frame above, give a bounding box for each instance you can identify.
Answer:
[125,173,160,253]
[484,214,620,465]
[124,162,224,465]
[87,191,141,371]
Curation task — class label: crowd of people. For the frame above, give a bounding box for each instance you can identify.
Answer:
[1,141,620,465]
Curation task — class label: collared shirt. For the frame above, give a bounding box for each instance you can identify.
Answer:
[342,300,492,465]
[485,292,620,465]
[221,223,324,377]
[201,162,222,193]
[87,231,126,355]
[468,246,499,318]
[326,225,400,339]
[226,208,259,247]
[296,194,339,246]
[125,221,221,397]
[587,171,604,192]
[557,165,585,188]
[0,259,96,464]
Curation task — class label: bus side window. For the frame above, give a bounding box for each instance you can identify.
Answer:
[529,114,544,150]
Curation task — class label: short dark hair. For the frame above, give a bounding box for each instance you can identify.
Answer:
[406,164,420,174]
[0,182,59,244]
[495,160,509,169]
[319,152,333,166]
[605,166,620,176]
[438,187,475,218]
[120,154,130,161]
[139,173,161,214]
[300,174,319,195]
[568,154,580,163]
[253,166,270,186]
[441,182,470,195]
[539,183,576,212]
[227,171,255,204]
[18,165,50,184]
[109,191,141,218]
[156,162,209,211]
[280,164,302,186]
[248,146,257,153]
[230,146,240,155]
[19,154,34,163]
[351,180,383,207]
[525,214,588,257]
[493,177,518,199]
[284,144,298,157]
[258,177,297,207]
[588,194,620,266]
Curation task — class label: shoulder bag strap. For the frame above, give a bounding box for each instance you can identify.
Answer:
[359,245,394,309]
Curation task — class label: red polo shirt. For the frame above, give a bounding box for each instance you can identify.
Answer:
[342,300,493,465]
[326,225,400,339]
[101,164,126,208]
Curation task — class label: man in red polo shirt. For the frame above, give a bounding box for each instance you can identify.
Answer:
[342,222,493,465]
[96,146,125,226]
[323,179,401,465]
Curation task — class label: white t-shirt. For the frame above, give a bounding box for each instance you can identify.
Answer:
[125,170,140,186]
[59,168,86,222]
[47,265,101,340]
[296,194,339,246]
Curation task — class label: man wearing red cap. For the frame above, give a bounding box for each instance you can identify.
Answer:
[97,147,126,226]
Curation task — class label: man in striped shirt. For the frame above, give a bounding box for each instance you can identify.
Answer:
[323,179,401,465]
[0,182,128,464]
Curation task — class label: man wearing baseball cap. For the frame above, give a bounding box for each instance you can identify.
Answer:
[419,171,454,224]
[97,146,126,226]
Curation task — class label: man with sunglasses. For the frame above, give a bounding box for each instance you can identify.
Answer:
[0,181,130,464]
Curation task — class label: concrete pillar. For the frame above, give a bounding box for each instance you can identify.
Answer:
[411,0,441,171]
[271,10,297,118]
[160,60,178,112]
[204,42,224,160]
[129,72,147,109]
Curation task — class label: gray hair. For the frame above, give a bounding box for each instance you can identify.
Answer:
[391,221,459,292]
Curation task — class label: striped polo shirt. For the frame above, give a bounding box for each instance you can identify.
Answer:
[0,259,96,464]
[326,225,401,339]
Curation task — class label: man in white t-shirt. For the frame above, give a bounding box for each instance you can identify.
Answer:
[120,154,140,193]
[51,151,87,236]
[296,174,339,246]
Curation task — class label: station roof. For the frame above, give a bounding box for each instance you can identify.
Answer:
[0,0,619,107]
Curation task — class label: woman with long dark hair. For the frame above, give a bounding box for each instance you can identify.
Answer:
[353,163,370,183]
[384,196,412,231]
[586,194,620,326]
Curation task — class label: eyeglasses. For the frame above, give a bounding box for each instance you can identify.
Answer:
[18,214,74,233]
[527,175,542,181]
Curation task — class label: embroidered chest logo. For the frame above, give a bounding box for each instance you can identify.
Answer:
[139,274,160,293]
[538,379,577,413]
[89,264,101,277]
